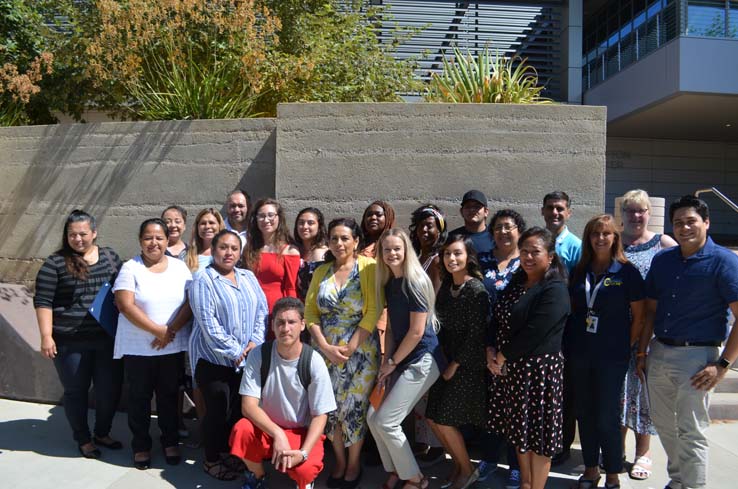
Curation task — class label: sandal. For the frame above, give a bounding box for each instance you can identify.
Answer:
[572,476,601,489]
[403,476,429,489]
[203,460,239,481]
[221,454,245,472]
[629,456,652,480]
[382,472,401,489]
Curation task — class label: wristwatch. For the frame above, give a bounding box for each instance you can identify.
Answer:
[300,449,308,462]
[387,357,396,367]
[717,357,732,370]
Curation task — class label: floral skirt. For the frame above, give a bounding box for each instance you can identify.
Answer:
[620,345,657,435]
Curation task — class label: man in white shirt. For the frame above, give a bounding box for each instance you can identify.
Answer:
[224,189,250,248]
[230,297,336,489]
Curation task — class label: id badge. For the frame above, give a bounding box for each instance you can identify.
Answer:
[585,310,599,334]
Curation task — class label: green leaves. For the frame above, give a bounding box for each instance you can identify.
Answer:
[425,46,552,105]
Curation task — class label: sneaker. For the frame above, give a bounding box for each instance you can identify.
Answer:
[242,471,268,489]
[506,469,521,489]
[301,483,314,489]
[417,446,445,468]
[477,460,497,481]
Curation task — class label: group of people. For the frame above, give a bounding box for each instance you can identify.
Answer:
[33,187,738,489]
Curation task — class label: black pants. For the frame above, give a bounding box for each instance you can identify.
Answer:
[195,359,242,463]
[561,357,577,452]
[53,338,123,445]
[125,352,183,453]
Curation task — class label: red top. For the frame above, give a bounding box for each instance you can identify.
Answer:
[255,252,300,313]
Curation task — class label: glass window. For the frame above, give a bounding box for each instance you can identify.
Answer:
[729,2,738,38]
[687,1,727,37]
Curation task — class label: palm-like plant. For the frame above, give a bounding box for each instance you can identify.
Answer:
[425,46,552,104]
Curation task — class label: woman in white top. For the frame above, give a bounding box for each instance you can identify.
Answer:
[114,218,193,470]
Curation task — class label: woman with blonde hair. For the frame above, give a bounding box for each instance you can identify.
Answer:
[186,208,225,272]
[566,215,646,489]
[368,229,444,489]
[618,190,676,480]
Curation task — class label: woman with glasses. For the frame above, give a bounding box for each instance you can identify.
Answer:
[618,190,676,481]
[243,198,300,316]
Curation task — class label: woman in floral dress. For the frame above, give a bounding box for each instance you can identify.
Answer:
[305,217,380,489]
[619,189,676,480]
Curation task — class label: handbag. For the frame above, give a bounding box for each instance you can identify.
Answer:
[88,248,119,337]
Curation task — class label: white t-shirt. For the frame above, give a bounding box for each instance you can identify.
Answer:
[113,256,192,358]
[240,343,336,429]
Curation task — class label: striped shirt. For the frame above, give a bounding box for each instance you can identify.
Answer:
[189,265,268,373]
[34,247,122,341]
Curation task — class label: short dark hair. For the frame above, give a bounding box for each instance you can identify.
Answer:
[139,218,169,239]
[324,218,363,262]
[161,205,187,221]
[669,195,709,222]
[272,297,305,320]
[489,209,527,234]
[542,191,571,208]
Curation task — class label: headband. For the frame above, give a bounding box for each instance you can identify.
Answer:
[421,207,446,233]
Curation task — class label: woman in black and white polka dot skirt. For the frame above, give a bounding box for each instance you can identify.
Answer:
[488,227,570,489]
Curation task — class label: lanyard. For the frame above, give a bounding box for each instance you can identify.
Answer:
[585,272,607,310]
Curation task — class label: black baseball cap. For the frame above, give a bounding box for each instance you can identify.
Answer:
[461,190,488,207]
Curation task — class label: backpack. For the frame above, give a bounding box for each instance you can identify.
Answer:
[259,341,314,392]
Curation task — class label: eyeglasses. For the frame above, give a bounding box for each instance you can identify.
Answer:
[493,224,518,233]
[624,208,649,216]
[256,212,278,221]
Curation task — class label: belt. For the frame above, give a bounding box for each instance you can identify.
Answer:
[657,337,722,347]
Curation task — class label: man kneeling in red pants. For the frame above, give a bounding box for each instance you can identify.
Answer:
[230,297,336,489]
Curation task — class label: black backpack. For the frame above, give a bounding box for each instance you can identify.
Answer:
[259,341,314,392]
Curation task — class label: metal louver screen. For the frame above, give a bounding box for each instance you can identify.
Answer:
[373,0,564,100]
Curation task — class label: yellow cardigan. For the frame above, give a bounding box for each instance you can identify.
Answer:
[304,254,381,333]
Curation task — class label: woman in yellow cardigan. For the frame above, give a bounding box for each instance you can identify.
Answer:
[305,217,380,489]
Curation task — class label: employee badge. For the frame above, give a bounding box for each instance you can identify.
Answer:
[585,310,599,334]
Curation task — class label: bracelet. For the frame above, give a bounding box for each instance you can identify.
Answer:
[636,352,648,358]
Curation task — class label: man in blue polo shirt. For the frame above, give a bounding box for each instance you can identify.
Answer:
[637,195,738,489]
[542,190,581,465]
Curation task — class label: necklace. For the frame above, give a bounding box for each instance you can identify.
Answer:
[450,280,467,298]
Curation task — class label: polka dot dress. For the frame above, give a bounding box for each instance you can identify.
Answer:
[488,284,564,457]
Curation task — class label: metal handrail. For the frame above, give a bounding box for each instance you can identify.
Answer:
[694,187,738,214]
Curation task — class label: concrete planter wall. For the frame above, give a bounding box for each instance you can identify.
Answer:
[0,102,606,403]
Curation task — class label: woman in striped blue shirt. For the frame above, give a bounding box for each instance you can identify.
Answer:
[189,229,269,481]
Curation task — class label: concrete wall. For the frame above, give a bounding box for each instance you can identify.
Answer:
[276,103,607,236]
[606,137,738,236]
[0,103,607,403]
[0,119,277,289]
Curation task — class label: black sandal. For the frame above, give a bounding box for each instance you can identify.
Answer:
[78,443,101,459]
[203,460,239,481]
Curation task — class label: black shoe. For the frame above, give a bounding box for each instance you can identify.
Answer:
[78,444,101,459]
[551,449,570,466]
[134,457,151,470]
[93,436,123,450]
[164,447,181,466]
[342,469,362,489]
[326,475,344,488]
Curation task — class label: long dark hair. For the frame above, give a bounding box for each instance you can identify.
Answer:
[409,204,447,255]
[59,209,97,280]
[511,226,567,286]
[324,218,363,263]
[439,234,484,283]
[360,200,396,247]
[244,198,294,270]
[293,207,327,255]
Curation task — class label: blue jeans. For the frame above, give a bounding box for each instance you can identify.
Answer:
[52,338,123,445]
[572,357,628,473]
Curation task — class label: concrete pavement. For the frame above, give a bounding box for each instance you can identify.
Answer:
[1,398,737,488]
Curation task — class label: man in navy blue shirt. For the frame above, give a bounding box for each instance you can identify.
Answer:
[449,190,495,273]
[637,195,738,489]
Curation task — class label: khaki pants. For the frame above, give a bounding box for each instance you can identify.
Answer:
[367,353,440,480]
[647,339,718,489]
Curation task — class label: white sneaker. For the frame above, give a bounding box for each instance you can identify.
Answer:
[301,483,314,489]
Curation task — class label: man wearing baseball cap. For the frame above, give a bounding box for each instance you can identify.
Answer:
[449,190,494,272]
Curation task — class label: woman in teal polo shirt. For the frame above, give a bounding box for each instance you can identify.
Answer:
[566,214,646,489]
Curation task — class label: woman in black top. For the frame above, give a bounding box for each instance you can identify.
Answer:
[33,210,124,459]
[488,227,570,489]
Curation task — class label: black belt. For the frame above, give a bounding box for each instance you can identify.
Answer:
[657,337,722,347]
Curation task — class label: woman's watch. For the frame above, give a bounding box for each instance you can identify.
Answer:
[300,449,308,462]
[387,357,396,367]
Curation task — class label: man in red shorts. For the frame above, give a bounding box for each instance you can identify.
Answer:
[230,297,336,489]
